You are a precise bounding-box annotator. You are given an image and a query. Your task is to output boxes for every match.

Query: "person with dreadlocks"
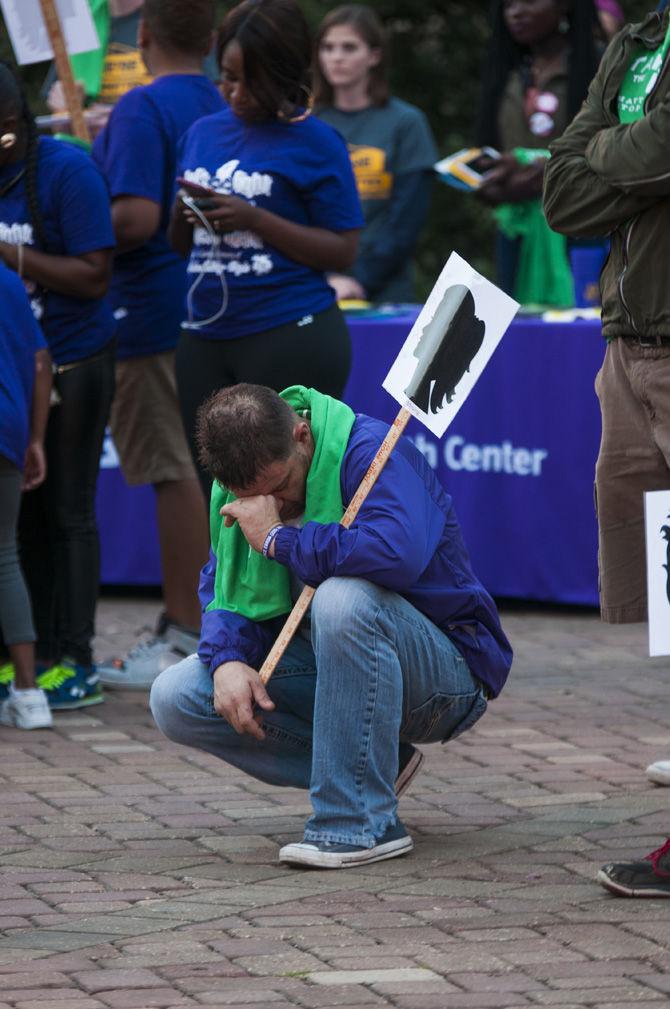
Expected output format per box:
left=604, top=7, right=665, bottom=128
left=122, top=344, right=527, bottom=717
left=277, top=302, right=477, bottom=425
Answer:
left=92, top=0, right=222, bottom=690
left=0, top=64, right=116, bottom=710
left=168, top=0, right=363, bottom=496
left=475, top=0, right=600, bottom=305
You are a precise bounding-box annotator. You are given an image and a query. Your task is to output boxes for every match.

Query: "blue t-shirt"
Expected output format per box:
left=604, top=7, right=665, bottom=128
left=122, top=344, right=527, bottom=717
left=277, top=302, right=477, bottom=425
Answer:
left=93, top=74, right=224, bottom=358
left=176, top=107, right=363, bottom=339
left=0, top=136, right=115, bottom=366
left=0, top=264, right=47, bottom=471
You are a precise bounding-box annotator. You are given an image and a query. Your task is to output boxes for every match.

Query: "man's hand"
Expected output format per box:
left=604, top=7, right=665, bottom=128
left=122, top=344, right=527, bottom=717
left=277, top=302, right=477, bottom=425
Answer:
left=212, top=660, right=275, bottom=739
left=220, top=495, right=282, bottom=553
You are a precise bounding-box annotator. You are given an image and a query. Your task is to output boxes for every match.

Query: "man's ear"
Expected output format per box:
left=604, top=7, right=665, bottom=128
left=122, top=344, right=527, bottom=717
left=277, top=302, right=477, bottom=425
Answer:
left=293, top=419, right=311, bottom=446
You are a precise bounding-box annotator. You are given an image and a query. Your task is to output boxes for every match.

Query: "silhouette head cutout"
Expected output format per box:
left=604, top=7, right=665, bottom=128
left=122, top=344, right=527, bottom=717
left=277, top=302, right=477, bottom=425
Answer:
left=405, top=284, right=486, bottom=414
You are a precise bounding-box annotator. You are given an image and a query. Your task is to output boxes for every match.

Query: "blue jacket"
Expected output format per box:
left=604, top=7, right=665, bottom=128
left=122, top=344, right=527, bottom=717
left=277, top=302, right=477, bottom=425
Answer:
left=199, top=415, right=513, bottom=697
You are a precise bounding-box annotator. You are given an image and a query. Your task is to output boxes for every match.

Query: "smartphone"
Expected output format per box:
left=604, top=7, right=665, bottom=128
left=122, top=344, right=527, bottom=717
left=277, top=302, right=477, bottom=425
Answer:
left=176, top=176, right=217, bottom=197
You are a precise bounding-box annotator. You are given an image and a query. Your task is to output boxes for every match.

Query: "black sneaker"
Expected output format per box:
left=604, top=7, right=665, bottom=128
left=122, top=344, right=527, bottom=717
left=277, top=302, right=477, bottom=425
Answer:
left=597, top=836, right=670, bottom=897
left=279, top=819, right=413, bottom=869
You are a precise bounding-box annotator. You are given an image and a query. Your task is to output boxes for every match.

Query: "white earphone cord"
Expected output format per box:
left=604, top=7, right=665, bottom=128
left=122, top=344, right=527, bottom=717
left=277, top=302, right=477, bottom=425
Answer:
left=181, top=195, right=229, bottom=329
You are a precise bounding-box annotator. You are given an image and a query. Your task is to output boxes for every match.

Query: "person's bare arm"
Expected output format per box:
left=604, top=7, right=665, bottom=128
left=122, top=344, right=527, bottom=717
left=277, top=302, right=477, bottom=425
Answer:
left=0, top=244, right=113, bottom=300
left=112, top=196, right=161, bottom=254
left=197, top=195, right=359, bottom=272
left=23, top=348, right=52, bottom=491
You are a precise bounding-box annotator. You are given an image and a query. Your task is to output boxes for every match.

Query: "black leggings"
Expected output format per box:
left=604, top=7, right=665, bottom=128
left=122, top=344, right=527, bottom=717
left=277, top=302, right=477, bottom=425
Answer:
left=19, top=342, right=115, bottom=667
left=176, top=303, right=351, bottom=493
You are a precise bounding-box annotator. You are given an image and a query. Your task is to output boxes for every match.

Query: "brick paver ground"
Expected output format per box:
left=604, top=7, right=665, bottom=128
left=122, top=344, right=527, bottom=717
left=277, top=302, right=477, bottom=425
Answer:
left=0, top=596, right=668, bottom=1008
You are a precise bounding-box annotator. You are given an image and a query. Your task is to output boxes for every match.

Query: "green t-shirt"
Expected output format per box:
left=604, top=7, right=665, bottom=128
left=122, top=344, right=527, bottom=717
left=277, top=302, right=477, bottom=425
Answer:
left=618, top=21, right=670, bottom=123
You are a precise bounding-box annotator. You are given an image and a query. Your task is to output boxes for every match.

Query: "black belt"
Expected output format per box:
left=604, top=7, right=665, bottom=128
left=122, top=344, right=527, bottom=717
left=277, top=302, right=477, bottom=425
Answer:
left=622, top=335, right=670, bottom=347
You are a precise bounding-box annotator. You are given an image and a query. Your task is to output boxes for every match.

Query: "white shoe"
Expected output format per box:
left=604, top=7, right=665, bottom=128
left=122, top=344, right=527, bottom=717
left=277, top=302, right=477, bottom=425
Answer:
left=98, top=636, right=187, bottom=690
left=279, top=821, right=413, bottom=870
left=646, top=760, right=670, bottom=786
left=0, top=687, right=53, bottom=730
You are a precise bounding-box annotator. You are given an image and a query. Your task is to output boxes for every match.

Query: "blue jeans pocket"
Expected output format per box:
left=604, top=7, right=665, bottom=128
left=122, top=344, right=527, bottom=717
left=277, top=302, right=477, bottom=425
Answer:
left=400, top=688, right=488, bottom=745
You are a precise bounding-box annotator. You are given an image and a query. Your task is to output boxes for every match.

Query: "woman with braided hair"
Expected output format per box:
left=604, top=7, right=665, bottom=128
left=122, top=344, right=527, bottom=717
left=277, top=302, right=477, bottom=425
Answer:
left=0, top=63, right=116, bottom=711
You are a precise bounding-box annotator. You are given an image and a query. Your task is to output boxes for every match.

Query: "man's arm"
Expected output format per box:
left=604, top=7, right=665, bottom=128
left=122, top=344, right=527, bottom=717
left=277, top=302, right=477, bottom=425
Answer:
left=543, top=57, right=656, bottom=237
left=112, top=196, right=161, bottom=254
left=585, top=95, right=670, bottom=196
left=197, top=549, right=279, bottom=738
left=273, top=439, right=447, bottom=592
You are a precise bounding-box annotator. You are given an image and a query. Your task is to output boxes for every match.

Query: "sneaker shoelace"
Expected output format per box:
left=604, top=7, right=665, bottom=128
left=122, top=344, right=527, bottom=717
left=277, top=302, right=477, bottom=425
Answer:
left=37, top=664, right=76, bottom=690
left=644, top=835, right=670, bottom=877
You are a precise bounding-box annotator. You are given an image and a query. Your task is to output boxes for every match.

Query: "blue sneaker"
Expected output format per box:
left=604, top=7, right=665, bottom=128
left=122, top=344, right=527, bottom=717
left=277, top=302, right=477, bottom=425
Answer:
left=37, top=660, right=104, bottom=710
left=0, top=662, right=14, bottom=702
left=279, top=820, right=413, bottom=869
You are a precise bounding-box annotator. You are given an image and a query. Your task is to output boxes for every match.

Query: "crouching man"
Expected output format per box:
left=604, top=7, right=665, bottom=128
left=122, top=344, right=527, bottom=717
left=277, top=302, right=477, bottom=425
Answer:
left=150, top=383, right=512, bottom=869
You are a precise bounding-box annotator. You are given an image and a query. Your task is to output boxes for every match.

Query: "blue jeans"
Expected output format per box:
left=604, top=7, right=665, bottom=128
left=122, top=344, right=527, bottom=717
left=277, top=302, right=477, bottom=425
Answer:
left=150, top=577, right=488, bottom=847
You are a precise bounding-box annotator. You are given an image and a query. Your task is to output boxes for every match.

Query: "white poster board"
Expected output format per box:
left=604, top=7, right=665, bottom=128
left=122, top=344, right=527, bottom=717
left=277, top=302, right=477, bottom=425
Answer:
left=383, top=252, right=519, bottom=438
left=645, top=489, right=670, bottom=657
left=0, top=0, right=99, bottom=66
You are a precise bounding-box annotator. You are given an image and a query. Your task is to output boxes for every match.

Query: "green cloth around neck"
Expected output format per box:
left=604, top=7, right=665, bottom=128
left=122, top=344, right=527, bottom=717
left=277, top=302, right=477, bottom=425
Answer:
left=495, top=147, right=574, bottom=308
left=207, top=386, right=356, bottom=623
left=69, top=0, right=110, bottom=99
left=618, top=18, right=670, bottom=123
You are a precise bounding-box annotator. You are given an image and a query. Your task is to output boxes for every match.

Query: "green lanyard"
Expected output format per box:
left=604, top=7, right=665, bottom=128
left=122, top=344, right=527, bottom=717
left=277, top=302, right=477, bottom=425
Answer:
left=618, top=21, right=670, bottom=123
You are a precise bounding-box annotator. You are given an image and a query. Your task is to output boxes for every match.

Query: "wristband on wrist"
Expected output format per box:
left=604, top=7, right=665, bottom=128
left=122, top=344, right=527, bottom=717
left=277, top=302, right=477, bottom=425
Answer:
left=261, top=523, right=283, bottom=558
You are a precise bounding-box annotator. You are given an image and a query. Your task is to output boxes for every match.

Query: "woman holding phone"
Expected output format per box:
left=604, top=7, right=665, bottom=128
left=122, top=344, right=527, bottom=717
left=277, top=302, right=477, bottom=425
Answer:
left=169, top=0, right=363, bottom=492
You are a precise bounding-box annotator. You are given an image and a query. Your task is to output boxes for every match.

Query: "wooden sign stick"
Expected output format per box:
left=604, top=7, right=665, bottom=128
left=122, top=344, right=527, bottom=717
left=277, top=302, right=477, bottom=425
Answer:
left=259, top=407, right=411, bottom=685
left=38, top=0, right=90, bottom=144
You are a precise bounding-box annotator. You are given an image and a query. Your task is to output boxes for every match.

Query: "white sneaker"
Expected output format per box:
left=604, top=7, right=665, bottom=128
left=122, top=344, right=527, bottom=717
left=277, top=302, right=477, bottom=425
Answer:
left=646, top=760, right=670, bottom=786
left=279, top=821, right=413, bottom=870
left=0, top=687, right=53, bottom=730
left=98, top=636, right=186, bottom=690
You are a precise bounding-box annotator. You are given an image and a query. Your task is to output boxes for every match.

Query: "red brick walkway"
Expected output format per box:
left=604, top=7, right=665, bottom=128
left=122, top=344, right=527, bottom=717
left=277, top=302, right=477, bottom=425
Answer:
left=0, top=599, right=668, bottom=1008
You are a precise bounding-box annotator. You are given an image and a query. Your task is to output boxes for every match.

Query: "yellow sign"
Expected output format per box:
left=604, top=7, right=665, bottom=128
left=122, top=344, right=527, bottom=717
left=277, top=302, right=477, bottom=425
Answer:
left=98, top=43, right=152, bottom=105
left=349, top=145, right=392, bottom=200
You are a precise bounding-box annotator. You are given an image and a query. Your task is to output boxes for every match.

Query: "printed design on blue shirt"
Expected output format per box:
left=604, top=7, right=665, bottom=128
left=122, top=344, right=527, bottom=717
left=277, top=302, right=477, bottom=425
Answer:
left=182, top=161, right=280, bottom=329
left=184, top=161, right=274, bottom=280
left=0, top=219, right=44, bottom=320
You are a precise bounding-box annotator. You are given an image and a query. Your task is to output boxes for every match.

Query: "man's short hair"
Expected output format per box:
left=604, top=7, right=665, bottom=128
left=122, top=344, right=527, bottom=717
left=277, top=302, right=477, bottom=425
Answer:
left=143, top=0, right=215, bottom=57
left=196, top=384, right=297, bottom=489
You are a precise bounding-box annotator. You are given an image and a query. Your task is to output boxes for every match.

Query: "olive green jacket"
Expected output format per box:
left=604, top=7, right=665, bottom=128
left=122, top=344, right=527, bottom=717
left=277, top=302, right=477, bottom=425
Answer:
left=543, top=10, right=670, bottom=339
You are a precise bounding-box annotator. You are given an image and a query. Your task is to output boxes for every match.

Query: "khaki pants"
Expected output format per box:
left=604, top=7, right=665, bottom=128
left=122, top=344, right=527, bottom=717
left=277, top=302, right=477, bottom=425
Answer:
left=595, top=338, right=670, bottom=623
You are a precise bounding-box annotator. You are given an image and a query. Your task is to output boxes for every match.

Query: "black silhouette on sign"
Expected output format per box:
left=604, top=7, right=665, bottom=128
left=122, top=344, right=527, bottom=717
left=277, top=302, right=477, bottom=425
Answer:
left=662, top=513, right=670, bottom=606
left=405, top=284, right=486, bottom=415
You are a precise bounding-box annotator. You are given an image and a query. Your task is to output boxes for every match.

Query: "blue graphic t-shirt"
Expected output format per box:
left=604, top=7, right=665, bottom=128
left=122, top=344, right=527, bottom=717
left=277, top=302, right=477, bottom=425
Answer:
left=176, top=107, right=363, bottom=339
left=0, top=264, right=47, bottom=471
left=93, top=74, right=224, bottom=358
left=0, top=136, right=115, bottom=366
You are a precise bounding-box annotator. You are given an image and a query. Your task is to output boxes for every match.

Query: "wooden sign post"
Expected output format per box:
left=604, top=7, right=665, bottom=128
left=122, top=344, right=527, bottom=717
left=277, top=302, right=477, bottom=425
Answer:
left=258, top=253, right=520, bottom=685
left=37, top=0, right=89, bottom=144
